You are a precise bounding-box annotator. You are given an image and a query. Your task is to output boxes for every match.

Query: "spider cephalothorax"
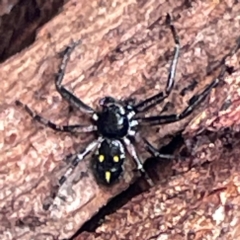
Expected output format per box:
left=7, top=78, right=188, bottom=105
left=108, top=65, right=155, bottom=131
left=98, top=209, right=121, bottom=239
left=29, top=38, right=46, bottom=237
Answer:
left=94, top=96, right=136, bottom=139
left=16, top=15, right=222, bottom=186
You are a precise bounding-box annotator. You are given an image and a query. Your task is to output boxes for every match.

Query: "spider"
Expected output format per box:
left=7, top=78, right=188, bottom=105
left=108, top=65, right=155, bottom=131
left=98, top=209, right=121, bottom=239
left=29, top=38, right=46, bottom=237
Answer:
left=16, top=15, right=220, bottom=186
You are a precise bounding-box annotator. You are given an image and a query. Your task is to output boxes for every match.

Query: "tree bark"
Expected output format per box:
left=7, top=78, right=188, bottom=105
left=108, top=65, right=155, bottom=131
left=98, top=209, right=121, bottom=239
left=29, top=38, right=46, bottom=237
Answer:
left=0, top=0, right=240, bottom=239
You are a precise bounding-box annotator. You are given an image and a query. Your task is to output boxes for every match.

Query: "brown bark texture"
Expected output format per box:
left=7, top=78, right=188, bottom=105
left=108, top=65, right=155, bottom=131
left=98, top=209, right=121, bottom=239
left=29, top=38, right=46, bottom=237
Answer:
left=0, top=0, right=240, bottom=239
left=0, top=0, right=64, bottom=62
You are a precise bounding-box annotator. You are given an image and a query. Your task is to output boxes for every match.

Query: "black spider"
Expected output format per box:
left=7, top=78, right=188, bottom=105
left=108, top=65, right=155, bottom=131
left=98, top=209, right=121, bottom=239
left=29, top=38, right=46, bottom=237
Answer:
left=16, top=16, right=220, bottom=186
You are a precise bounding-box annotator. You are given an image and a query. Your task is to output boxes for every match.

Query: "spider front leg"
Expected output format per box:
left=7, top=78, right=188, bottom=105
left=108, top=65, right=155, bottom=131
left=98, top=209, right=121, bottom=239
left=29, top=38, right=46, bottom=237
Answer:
left=56, top=40, right=95, bottom=114
left=134, top=14, right=180, bottom=113
left=16, top=100, right=97, bottom=133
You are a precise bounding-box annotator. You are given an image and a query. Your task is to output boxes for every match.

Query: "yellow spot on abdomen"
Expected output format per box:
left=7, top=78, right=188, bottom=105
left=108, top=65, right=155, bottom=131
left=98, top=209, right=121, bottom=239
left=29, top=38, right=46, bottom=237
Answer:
left=105, top=171, right=111, bottom=183
left=113, top=155, right=119, bottom=162
left=98, top=154, right=105, bottom=162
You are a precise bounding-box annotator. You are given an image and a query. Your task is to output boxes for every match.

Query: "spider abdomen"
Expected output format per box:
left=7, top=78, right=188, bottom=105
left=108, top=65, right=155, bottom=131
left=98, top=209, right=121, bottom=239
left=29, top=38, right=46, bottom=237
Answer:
left=93, top=139, right=125, bottom=184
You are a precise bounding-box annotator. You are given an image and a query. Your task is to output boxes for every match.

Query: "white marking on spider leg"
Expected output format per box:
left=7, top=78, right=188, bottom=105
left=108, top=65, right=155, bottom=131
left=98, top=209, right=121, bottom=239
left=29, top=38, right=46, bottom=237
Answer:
left=128, top=130, right=136, bottom=136
left=128, top=120, right=138, bottom=136
left=119, top=105, right=126, bottom=115
left=145, top=174, right=154, bottom=187
left=61, top=137, right=103, bottom=183
left=119, top=141, right=125, bottom=155
left=130, top=120, right=138, bottom=127
left=81, top=125, right=98, bottom=132
left=92, top=113, right=98, bottom=121
left=61, top=168, right=75, bottom=182
left=77, top=137, right=103, bottom=161
left=127, top=117, right=138, bottom=137
left=167, top=43, right=180, bottom=93
left=127, top=111, right=136, bottom=120
left=123, top=137, right=144, bottom=171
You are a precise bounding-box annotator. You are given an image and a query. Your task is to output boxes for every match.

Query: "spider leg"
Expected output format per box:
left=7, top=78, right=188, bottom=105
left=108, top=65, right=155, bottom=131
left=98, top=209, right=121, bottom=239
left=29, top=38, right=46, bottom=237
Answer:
left=59, top=137, right=103, bottom=185
left=134, top=14, right=180, bottom=113
left=123, top=138, right=144, bottom=170
left=16, top=100, right=97, bottom=133
left=56, top=40, right=95, bottom=114
left=136, top=73, right=220, bottom=126
left=142, top=137, right=174, bottom=159
left=123, top=137, right=154, bottom=186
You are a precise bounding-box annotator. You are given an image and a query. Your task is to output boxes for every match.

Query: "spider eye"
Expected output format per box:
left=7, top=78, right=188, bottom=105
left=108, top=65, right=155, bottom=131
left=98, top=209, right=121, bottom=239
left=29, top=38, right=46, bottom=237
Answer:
left=98, top=154, right=105, bottom=162
left=105, top=171, right=111, bottom=183
left=113, top=155, right=119, bottom=162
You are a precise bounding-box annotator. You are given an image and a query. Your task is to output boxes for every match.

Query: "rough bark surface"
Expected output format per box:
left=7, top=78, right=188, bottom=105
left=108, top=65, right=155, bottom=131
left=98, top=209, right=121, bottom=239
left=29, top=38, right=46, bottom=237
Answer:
left=0, top=0, right=240, bottom=240
left=0, top=0, right=64, bottom=62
